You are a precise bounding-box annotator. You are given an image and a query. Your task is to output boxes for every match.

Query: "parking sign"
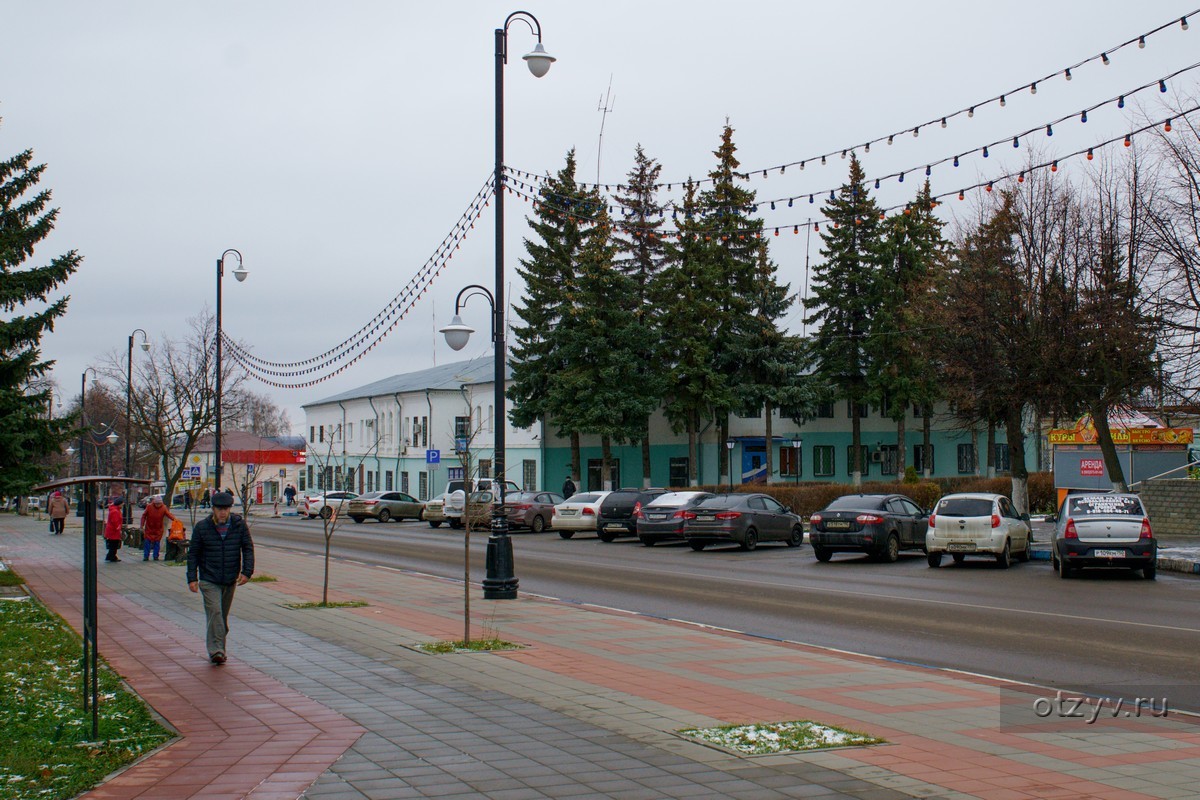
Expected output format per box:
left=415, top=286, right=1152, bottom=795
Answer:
left=426, top=449, right=440, bottom=465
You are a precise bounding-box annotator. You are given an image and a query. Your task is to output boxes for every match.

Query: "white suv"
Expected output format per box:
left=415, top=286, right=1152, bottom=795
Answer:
left=443, top=479, right=520, bottom=529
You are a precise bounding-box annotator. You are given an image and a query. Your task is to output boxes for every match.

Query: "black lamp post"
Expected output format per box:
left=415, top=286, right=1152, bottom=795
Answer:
left=437, top=12, right=553, bottom=601
left=725, top=439, right=735, bottom=494
left=124, top=329, right=149, bottom=521
left=215, top=249, right=247, bottom=492
left=791, top=437, right=802, bottom=486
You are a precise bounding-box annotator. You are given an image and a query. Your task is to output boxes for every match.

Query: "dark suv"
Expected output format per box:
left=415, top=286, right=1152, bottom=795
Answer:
left=596, top=488, right=668, bottom=542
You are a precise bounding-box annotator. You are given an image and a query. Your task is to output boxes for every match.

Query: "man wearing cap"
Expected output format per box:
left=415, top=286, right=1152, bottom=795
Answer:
left=187, top=491, right=254, bottom=665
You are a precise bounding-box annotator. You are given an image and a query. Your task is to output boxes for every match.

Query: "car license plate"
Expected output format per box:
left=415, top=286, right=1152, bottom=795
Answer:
left=824, top=521, right=851, bottom=530
left=696, top=515, right=714, bottom=522
left=561, top=510, right=576, bottom=516
left=947, top=542, right=976, bottom=552
left=1094, top=549, right=1125, bottom=558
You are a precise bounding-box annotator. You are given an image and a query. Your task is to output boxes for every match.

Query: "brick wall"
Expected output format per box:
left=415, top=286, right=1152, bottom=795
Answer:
left=1138, top=479, right=1200, bottom=537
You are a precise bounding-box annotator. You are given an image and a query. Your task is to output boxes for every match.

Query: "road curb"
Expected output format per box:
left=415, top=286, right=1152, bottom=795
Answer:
left=1031, top=544, right=1200, bottom=574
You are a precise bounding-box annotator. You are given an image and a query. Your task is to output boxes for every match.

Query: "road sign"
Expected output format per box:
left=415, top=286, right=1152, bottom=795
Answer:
left=426, top=449, right=440, bottom=464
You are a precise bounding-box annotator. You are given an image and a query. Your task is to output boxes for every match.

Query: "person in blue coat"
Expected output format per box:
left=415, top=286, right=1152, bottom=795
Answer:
left=186, top=491, right=254, bottom=664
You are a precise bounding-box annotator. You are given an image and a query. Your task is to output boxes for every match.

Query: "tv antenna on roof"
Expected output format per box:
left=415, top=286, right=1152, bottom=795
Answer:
left=596, top=75, right=615, bottom=186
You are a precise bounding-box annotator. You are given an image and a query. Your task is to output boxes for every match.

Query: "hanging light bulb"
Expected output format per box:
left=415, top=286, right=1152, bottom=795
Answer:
left=821, top=155, right=827, bottom=165
left=986, top=182, right=993, bottom=192
left=800, top=161, right=806, bottom=170
left=887, top=135, right=894, bottom=145
left=879, top=211, right=885, bottom=219
left=958, top=191, right=965, bottom=200
left=780, top=165, right=786, bottom=175
left=874, top=178, right=880, bottom=189
left=968, top=106, right=975, bottom=118
left=774, top=228, right=779, bottom=236
left=1018, top=172, right=1025, bottom=183
left=941, top=117, right=947, bottom=128
left=763, top=170, right=768, bottom=178
left=788, top=198, right=794, bottom=207
left=1102, top=52, right=1110, bottom=65
left=925, top=165, right=931, bottom=176
left=999, top=95, right=1006, bottom=107
left=829, top=190, right=835, bottom=200
left=1081, top=109, right=1088, bottom=123
left=809, top=194, right=814, bottom=204
left=1182, top=16, right=1189, bottom=30
left=1065, top=67, right=1073, bottom=80
left=1051, top=160, right=1059, bottom=172
left=898, top=172, right=905, bottom=183
left=864, top=142, right=871, bottom=153
left=1014, top=136, right=1020, bottom=147
left=953, top=155, right=960, bottom=167
left=793, top=225, right=799, bottom=234
left=1030, top=82, right=1038, bottom=94
left=1124, top=134, right=1132, bottom=147
left=770, top=201, right=776, bottom=210
left=982, top=146, right=989, bottom=158
left=1165, top=119, right=1173, bottom=132
left=1138, top=35, right=1146, bottom=48
left=841, top=149, right=848, bottom=159
left=1046, top=124, right=1053, bottom=137
left=814, top=222, right=820, bottom=230
left=1118, top=95, right=1125, bottom=109
left=1160, top=80, right=1168, bottom=93
left=913, top=127, right=919, bottom=138
left=1086, top=148, right=1094, bottom=160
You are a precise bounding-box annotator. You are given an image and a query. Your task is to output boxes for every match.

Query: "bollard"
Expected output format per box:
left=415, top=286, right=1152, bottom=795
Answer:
left=273, top=500, right=280, bottom=517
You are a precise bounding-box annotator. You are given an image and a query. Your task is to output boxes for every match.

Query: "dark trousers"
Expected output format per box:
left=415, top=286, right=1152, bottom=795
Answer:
left=51, top=518, right=65, bottom=535
left=104, top=539, right=121, bottom=561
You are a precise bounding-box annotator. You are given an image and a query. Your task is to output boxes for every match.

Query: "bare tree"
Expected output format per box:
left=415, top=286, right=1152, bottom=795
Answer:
left=224, top=390, right=291, bottom=437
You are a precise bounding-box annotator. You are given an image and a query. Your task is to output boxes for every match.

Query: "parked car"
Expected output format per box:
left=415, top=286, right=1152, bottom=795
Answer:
left=301, top=490, right=359, bottom=520
left=424, top=492, right=448, bottom=528
left=596, top=488, right=669, bottom=542
left=502, top=491, right=565, bottom=532
left=926, top=493, right=1031, bottom=568
left=347, top=491, right=425, bottom=524
left=683, top=493, right=804, bottom=551
left=444, top=478, right=521, bottom=529
left=1052, top=493, right=1157, bottom=579
left=809, top=494, right=929, bottom=562
left=634, top=491, right=716, bottom=546
left=462, top=491, right=496, bottom=530
left=552, top=492, right=612, bottom=538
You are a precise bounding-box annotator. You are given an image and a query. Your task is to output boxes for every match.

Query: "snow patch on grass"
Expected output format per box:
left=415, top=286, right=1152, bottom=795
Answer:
left=680, top=720, right=883, bottom=754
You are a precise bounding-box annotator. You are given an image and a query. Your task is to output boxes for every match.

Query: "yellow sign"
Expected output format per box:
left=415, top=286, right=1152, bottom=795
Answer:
left=1048, top=427, right=1193, bottom=445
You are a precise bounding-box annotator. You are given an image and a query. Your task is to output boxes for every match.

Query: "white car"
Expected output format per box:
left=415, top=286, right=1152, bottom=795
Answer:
left=552, top=491, right=612, bottom=538
left=926, top=492, right=1031, bottom=569
left=443, top=479, right=520, bottom=529
left=301, top=490, right=359, bottom=520
left=424, top=492, right=448, bottom=528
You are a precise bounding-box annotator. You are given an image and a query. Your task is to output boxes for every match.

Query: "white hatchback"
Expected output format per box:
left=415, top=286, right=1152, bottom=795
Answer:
left=926, top=492, right=1031, bottom=569
left=552, top=491, right=612, bottom=538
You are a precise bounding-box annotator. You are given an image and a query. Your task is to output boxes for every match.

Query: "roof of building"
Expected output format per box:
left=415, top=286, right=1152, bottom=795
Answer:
left=302, top=357, right=512, bottom=409
left=189, top=431, right=300, bottom=453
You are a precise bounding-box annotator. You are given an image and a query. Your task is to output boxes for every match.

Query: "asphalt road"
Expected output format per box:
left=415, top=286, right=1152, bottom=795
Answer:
left=248, top=514, right=1200, bottom=712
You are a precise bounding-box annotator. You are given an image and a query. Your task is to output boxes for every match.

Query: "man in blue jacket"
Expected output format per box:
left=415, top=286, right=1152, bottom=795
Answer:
left=187, top=491, right=254, bottom=664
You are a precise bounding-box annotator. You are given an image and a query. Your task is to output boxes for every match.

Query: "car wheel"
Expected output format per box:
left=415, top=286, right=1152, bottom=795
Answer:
left=428, top=520, right=442, bottom=529
left=786, top=527, right=803, bottom=548
left=319, top=507, right=332, bottom=520
left=378, top=509, right=391, bottom=523
left=1058, top=557, right=1071, bottom=579
left=883, top=533, right=900, bottom=563
left=995, top=539, right=1012, bottom=569
left=951, top=553, right=966, bottom=564
left=640, top=536, right=655, bottom=547
left=531, top=515, right=546, bottom=533
left=1016, top=538, right=1031, bottom=562
left=559, top=531, right=575, bottom=539
left=417, top=509, right=425, bottom=522
left=351, top=516, right=365, bottom=524
left=689, top=540, right=706, bottom=552
left=813, top=545, right=832, bottom=563
left=597, top=530, right=616, bottom=543
left=741, top=529, right=758, bottom=551
left=927, top=552, right=942, bottom=568
left=1143, top=562, right=1157, bottom=580
left=449, top=519, right=463, bottom=530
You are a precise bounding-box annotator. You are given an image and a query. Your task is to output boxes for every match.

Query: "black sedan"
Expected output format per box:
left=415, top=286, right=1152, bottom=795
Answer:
left=683, top=493, right=804, bottom=551
left=808, top=494, right=928, bottom=563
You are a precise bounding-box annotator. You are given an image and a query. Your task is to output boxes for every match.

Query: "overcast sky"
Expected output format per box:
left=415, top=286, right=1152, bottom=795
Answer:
left=3, top=1, right=1197, bottom=432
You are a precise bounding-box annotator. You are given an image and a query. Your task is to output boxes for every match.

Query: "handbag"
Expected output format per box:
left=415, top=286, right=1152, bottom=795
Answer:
left=168, top=520, right=186, bottom=541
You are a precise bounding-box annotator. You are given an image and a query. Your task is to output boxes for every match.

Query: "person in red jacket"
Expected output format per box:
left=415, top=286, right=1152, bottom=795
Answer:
left=140, top=495, right=177, bottom=561
left=103, top=495, right=124, bottom=562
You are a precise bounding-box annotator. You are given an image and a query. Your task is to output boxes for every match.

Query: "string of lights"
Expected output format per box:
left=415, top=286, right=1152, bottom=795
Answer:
left=508, top=61, right=1200, bottom=218
left=506, top=10, right=1195, bottom=193
left=502, top=106, right=1196, bottom=238
left=225, top=177, right=493, bottom=374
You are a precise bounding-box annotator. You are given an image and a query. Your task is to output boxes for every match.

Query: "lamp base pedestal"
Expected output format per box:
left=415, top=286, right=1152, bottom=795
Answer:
left=482, top=514, right=518, bottom=600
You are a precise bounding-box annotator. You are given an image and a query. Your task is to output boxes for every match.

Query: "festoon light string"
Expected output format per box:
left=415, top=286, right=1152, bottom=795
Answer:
left=222, top=177, right=494, bottom=389
left=505, top=9, right=1194, bottom=193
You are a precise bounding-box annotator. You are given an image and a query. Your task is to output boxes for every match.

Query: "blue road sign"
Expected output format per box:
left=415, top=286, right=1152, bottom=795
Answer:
left=426, top=449, right=440, bottom=464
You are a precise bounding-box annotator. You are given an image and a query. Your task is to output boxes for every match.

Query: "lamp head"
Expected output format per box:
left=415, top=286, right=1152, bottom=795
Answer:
left=523, top=42, right=555, bottom=78
left=439, top=315, right=475, bottom=352
left=106, top=431, right=119, bottom=445
left=140, top=340, right=150, bottom=352
left=233, top=265, right=249, bottom=282
left=66, top=446, right=76, bottom=456
left=725, top=439, right=735, bottom=450
left=792, top=438, right=802, bottom=449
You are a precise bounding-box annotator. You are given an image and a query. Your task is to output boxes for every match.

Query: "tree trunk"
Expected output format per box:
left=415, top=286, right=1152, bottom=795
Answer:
left=1006, top=405, right=1029, bottom=514
left=986, top=422, right=996, bottom=479
left=719, top=415, right=730, bottom=489
left=641, top=417, right=652, bottom=489
left=922, top=409, right=932, bottom=479
left=687, top=412, right=699, bottom=487
left=851, top=403, right=862, bottom=487
left=896, top=413, right=907, bottom=481
left=569, top=431, right=580, bottom=489
left=322, top=530, right=332, bottom=606
left=1090, top=405, right=1129, bottom=492
left=763, top=401, right=774, bottom=484
left=601, top=436, right=613, bottom=491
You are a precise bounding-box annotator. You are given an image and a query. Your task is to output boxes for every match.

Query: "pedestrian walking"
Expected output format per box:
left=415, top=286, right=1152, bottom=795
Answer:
left=47, top=491, right=70, bottom=535
left=140, top=495, right=177, bottom=561
left=562, top=475, right=577, bottom=499
left=283, top=484, right=296, bottom=506
left=186, top=491, right=254, bottom=665
left=103, top=495, right=124, bottom=562
left=201, top=487, right=212, bottom=509
left=184, top=490, right=192, bottom=510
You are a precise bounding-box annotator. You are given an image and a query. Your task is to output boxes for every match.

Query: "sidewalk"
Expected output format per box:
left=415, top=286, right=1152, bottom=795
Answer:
left=3, top=513, right=1200, bottom=800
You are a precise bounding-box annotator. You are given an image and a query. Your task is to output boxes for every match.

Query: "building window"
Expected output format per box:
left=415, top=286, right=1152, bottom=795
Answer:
left=994, top=443, right=1011, bottom=472
left=880, top=396, right=892, bottom=418
left=418, top=471, right=427, bottom=501
left=401, top=471, right=409, bottom=493
left=479, top=459, right=492, bottom=479
left=669, top=457, right=689, bottom=487
left=319, top=425, right=325, bottom=444
left=522, top=459, right=537, bottom=491
left=847, top=445, right=870, bottom=475
left=421, top=416, right=428, bottom=447
left=475, top=406, right=482, bottom=433
left=455, top=416, right=471, bottom=439
left=347, top=423, right=353, bottom=443
left=385, top=470, right=393, bottom=491
left=307, top=465, right=314, bottom=487
left=813, top=446, right=835, bottom=477
left=736, top=404, right=762, bottom=419
left=781, top=445, right=802, bottom=477
left=309, top=426, right=315, bottom=443
left=345, top=467, right=355, bottom=491
left=912, top=444, right=934, bottom=473
left=488, top=404, right=494, bottom=433
left=816, top=401, right=834, bottom=418
left=367, top=472, right=374, bottom=492
left=957, top=444, right=977, bottom=474
left=846, top=400, right=869, bottom=419
left=879, top=444, right=898, bottom=475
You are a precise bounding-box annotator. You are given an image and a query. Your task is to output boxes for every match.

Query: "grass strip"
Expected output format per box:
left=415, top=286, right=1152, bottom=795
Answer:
left=0, top=597, right=173, bottom=800
left=680, top=720, right=883, bottom=754
left=283, top=601, right=368, bottom=609
left=419, top=638, right=523, bottom=654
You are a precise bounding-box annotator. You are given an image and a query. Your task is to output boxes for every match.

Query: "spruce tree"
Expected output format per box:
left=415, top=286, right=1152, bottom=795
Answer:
left=0, top=142, right=81, bottom=495
left=804, top=154, right=885, bottom=486
left=612, top=146, right=669, bottom=487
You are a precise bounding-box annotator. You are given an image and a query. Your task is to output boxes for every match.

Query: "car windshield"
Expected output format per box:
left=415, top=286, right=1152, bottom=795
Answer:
left=569, top=493, right=602, bottom=504
left=694, top=496, right=739, bottom=510
left=647, top=492, right=702, bottom=507
left=937, top=498, right=994, bottom=517
left=826, top=495, right=885, bottom=510
left=1068, top=495, right=1144, bottom=517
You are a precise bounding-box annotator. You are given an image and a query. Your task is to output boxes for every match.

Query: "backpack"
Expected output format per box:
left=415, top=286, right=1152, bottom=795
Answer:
left=168, top=519, right=186, bottom=541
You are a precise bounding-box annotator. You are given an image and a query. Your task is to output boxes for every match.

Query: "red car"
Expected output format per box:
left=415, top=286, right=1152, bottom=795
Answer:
left=502, top=491, right=565, bottom=532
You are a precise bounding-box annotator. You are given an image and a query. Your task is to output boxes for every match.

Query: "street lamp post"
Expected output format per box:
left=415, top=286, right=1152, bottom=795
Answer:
left=125, top=329, right=149, bottom=521
left=438, top=12, right=553, bottom=601
left=791, top=437, right=802, bottom=486
left=725, top=439, right=735, bottom=494
left=215, top=249, right=247, bottom=492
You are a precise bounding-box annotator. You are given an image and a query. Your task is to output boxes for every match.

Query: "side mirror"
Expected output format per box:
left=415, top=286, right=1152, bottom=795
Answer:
left=1020, top=513, right=1031, bottom=523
